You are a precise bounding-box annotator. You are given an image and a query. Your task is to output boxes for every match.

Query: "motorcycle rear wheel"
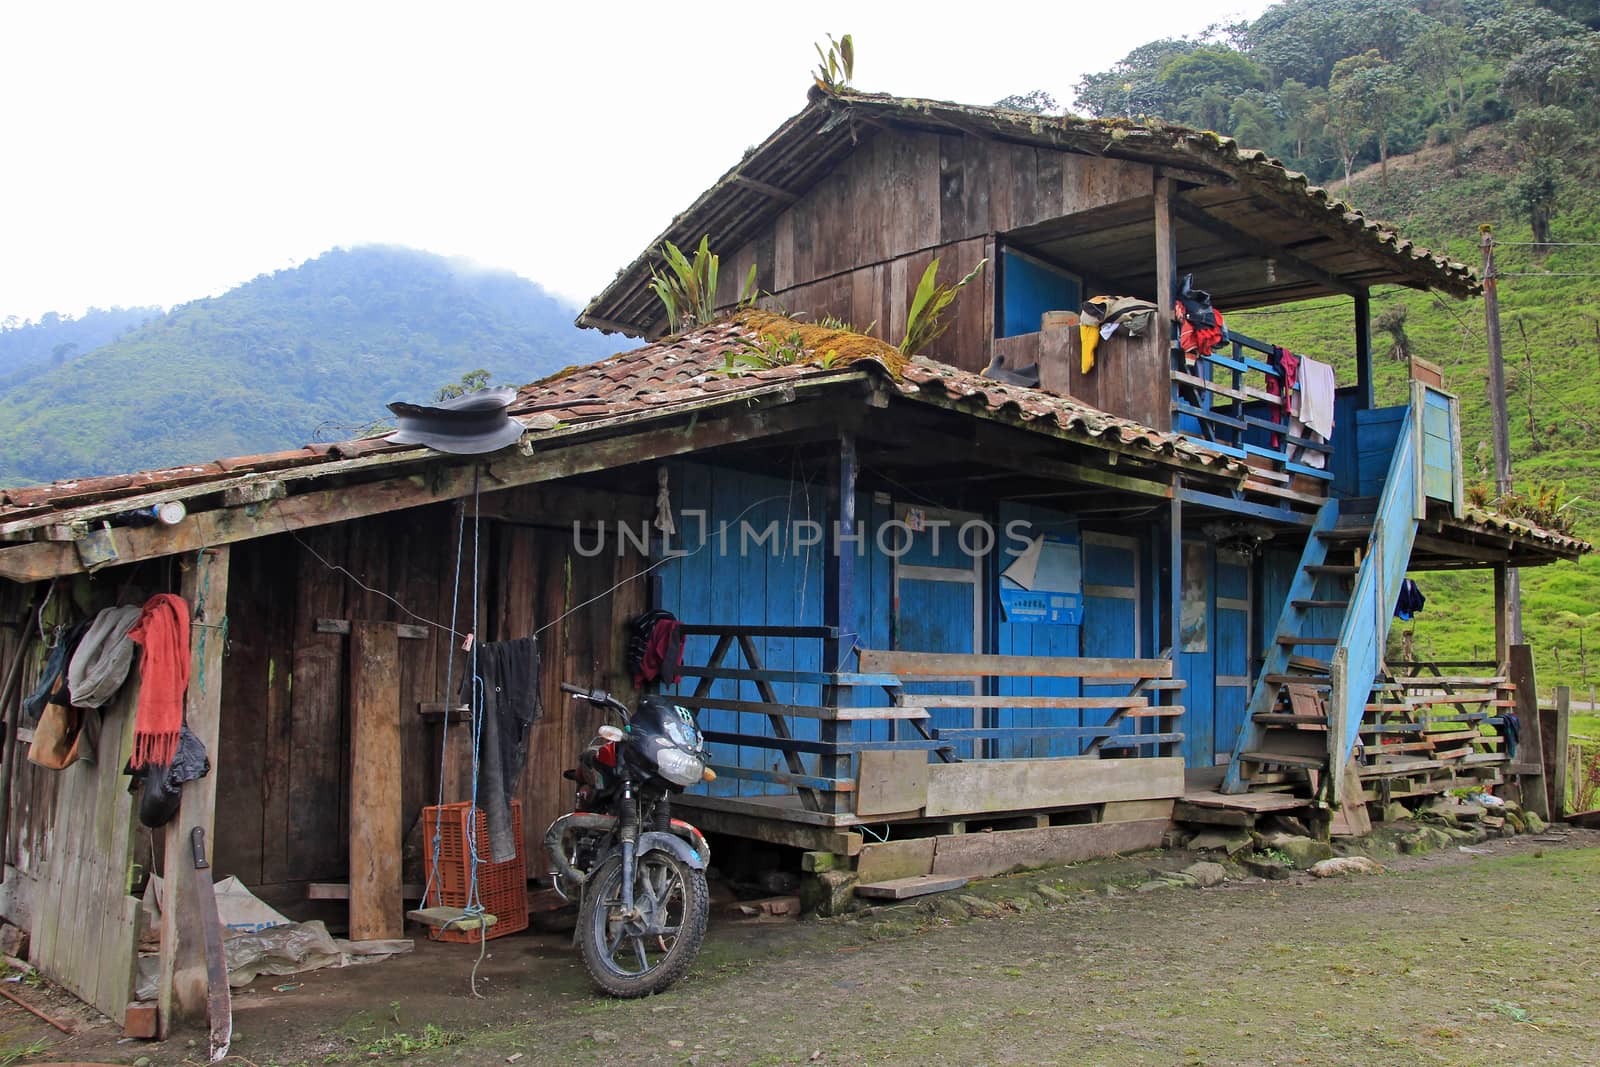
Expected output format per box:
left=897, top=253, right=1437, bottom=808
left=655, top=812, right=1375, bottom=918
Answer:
left=577, top=849, right=708, bottom=997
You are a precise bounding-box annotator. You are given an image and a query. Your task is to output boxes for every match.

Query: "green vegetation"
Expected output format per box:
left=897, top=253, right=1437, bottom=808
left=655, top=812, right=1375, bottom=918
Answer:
left=1079, top=1, right=1600, bottom=695
left=647, top=236, right=757, bottom=333
left=900, top=257, right=987, bottom=357
left=813, top=32, right=854, bottom=91
left=0, top=246, right=619, bottom=485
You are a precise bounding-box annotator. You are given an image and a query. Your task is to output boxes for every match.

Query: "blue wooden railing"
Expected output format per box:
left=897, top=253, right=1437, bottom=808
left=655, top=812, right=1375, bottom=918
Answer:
left=1171, top=330, right=1334, bottom=486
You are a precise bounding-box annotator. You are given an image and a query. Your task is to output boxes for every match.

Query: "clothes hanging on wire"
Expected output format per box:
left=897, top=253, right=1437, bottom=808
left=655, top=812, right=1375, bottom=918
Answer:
left=1394, top=578, right=1426, bottom=621
left=1296, top=355, right=1337, bottom=440
left=461, top=636, right=542, bottom=863
left=629, top=610, right=685, bottom=688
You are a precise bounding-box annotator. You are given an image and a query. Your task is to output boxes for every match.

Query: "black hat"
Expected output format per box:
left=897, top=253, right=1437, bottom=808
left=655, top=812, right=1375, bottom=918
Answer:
left=385, top=387, right=524, bottom=455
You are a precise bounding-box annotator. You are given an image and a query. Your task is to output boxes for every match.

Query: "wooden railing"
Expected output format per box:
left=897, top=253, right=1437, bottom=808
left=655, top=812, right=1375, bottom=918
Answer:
left=1170, top=329, right=1333, bottom=490
left=669, top=627, right=1185, bottom=819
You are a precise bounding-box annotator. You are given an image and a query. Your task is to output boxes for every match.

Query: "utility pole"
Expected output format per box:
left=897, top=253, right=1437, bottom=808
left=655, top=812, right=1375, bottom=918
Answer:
left=1482, top=225, right=1523, bottom=645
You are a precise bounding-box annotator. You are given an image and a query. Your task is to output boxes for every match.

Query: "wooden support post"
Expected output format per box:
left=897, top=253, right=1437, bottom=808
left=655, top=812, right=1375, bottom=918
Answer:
left=1152, top=176, right=1177, bottom=434
left=1494, top=566, right=1510, bottom=666
left=1544, top=685, right=1571, bottom=820
left=350, top=622, right=403, bottom=940
left=1506, top=644, right=1548, bottom=820
left=1354, top=288, right=1374, bottom=411
left=158, top=546, right=230, bottom=1036
left=821, top=433, right=858, bottom=816
left=1168, top=477, right=1182, bottom=657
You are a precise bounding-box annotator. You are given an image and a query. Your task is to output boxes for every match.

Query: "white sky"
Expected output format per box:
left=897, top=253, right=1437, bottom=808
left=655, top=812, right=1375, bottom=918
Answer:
left=0, top=0, right=1271, bottom=323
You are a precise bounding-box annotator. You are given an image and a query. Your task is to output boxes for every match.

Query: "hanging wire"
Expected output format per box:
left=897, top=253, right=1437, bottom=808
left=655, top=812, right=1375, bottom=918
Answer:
left=1496, top=241, right=1600, bottom=247
left=421, top=496, right=469, bottom=913
left=464, top=468, right=490, bottom=996
left=1498, top=272, right=1600, bottom=278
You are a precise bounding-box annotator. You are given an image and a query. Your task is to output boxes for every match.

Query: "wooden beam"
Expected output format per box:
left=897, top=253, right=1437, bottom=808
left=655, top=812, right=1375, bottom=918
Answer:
left=158, top=546, right=229, bottom=1036
left=731, top=173, right=800, bottom=204
left=821, top=432, right=857, bottom=816
left=857, top=650, right=1172, bottom=679
left=349, top=622, right=403, bottom=941
left=1354, top=288, right=1374, bottom=409
left=1171, top=196, right=1360, bottom=298
left=1506, top=644, right=1548, bottom=820
left=922, top=756, right=1184, bottom=818
left=1543, top=685, right=1570, bottom=820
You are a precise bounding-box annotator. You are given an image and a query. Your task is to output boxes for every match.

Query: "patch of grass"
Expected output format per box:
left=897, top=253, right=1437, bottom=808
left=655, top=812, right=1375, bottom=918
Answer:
left=0, top=1039, right=48, bottom=1067
left=325, top=1022, right=463, bottom=1062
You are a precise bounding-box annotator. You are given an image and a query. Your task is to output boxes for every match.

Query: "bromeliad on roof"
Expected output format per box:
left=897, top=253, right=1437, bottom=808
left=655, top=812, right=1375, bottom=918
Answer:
left=580, top=86, right=1479, bottom=338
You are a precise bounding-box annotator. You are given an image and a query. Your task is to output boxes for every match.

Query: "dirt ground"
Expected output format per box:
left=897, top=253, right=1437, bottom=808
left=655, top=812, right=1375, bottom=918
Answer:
left=4, top=828, right=1598, bottom=1067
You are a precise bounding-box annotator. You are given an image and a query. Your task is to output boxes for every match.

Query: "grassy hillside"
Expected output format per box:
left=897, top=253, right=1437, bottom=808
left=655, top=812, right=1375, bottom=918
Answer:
left=0, top=247, right=620, bottom=485
left=1229, top=123, right=1600, bottom=696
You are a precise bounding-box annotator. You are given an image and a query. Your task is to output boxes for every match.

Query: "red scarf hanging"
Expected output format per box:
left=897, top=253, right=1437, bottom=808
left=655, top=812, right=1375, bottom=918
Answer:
left=127, top=593, right=191, bottom=769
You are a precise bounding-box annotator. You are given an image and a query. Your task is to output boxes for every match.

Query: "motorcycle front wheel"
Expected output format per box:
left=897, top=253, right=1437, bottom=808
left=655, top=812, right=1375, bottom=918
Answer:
left=577, top=849, right=709, bottom=997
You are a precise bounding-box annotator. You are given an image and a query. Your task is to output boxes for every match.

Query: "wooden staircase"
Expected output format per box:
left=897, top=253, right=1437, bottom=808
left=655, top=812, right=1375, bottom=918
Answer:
left=1221, top=393, right=1434, bottom=802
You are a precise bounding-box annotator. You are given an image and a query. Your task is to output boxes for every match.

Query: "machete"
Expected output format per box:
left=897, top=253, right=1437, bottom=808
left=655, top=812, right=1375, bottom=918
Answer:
left=190, top=826, right=232, bottom=1063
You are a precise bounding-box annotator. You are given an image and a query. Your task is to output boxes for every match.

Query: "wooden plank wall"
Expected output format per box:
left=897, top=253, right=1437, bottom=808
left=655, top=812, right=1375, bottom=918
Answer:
left=214, top=491, right=645, bottom=909
left=720, top=129, right=1152, bottom=376
left=29, top=673, right=141, bottom=1021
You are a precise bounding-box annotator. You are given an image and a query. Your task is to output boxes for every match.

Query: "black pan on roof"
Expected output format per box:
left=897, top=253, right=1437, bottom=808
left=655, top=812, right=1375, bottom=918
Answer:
left=385, top=387, right=524, bottom=455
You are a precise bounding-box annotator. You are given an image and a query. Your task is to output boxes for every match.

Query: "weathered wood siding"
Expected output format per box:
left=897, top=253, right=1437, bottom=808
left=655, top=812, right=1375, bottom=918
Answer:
left=718, top=129, right=1153, bottom=376
left=214, top=491, right=644, bottom=907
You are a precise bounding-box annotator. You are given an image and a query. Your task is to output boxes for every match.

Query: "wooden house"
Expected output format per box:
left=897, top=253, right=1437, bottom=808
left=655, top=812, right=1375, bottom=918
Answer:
left=0, top=86, right=1587, bottom=1028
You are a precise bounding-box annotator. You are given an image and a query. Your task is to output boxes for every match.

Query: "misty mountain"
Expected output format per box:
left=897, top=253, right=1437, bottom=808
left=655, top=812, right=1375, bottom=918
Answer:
left=0, top=246, right=624, bottom=485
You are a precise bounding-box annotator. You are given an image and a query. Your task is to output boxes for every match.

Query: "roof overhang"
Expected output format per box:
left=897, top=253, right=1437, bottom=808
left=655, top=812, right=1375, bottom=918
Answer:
left=581, top=87, right=1480, bottom=337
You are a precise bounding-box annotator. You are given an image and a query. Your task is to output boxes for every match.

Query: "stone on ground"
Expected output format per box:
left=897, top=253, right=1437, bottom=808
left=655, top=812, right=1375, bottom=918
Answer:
left=1259, top=832, right=1336, bottom=869
left=1182, top=861, right=1227, bottom=887
left=1309, top=856, right=1383, bottom=878
left=1187, top=829, right=1253, bottom=856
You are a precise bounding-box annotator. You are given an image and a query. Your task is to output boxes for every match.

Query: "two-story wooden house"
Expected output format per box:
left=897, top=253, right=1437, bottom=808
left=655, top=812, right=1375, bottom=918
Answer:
left=0, top=85, right=1586, bottom=1022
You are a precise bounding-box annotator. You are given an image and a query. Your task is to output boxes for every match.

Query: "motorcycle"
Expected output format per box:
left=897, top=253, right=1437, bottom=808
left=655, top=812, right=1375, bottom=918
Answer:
left=544, top=682, right=714, bottom=997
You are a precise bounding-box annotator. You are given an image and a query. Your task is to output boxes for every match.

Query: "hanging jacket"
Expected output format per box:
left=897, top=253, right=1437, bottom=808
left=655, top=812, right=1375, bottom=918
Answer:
left=1394, top=579, right=1426, bottom=622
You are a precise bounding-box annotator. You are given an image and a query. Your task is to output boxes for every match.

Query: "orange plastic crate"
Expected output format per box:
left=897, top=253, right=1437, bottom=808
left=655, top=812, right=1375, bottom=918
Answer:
left=421, top=801, right=528, bottom=942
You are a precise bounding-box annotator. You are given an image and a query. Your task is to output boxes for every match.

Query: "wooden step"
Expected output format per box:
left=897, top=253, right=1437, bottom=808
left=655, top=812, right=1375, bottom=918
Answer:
left=1396, top=675, right=1507, bottom=687
left=1291, top=599, right=1349, bottom=610
left=1316, top=529, right=1369, bottom=542
left=1276, top=635, right=1338, bottom=646
left=856, top=874, right=970, bottom=900
left=1288, top=655, right=1332, bottom=671
left=1240, top=750, right=1326, bottom=769
left=1305, top=564, right=1358, bottom=576
left=1264, top=674, right=1329, bottom=687
left=1253, top=713, right=1327, bottom=726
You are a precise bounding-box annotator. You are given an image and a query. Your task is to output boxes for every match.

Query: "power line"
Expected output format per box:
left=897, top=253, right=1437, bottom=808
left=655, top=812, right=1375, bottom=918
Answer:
left=1499, top=272, right=1600, bottom=278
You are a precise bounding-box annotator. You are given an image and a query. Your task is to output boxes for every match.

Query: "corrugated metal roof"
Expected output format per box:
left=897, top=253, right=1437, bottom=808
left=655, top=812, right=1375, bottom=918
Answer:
left=580, top=86, right=1480, bottom=337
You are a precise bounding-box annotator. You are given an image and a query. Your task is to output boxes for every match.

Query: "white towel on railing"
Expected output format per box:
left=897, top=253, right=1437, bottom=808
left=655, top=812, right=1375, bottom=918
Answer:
left=1297, top=356, right=1337, bottom=439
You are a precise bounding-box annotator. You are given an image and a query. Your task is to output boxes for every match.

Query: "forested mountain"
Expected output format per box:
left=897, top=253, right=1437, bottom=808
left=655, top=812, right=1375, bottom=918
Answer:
left=0, top=306, right=160, bottom=388
left=1067, top=0, right=1600, bottom=690
left=1070, top=0, right=1599, bottom=243
left=0, top=247, right=621, bottom=485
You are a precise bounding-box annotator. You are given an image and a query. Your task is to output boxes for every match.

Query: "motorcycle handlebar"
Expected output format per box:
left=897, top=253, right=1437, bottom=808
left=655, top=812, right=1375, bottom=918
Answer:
left=561, top=682, right=630, bottom=719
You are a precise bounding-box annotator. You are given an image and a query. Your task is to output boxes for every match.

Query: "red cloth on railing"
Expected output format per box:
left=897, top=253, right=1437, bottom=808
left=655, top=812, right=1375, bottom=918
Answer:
left=1175, top=303, right=1225, bottom=362
left=1265, top=346, right=1301, bottom=447
left=127, top=593, right=191, bottom=769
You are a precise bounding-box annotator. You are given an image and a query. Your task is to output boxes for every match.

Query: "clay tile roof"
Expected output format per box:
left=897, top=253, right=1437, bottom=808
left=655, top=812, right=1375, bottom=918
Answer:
left=510, top=312, right=1240, bottom=476
left=1459, top=506, right=1591, bottom=557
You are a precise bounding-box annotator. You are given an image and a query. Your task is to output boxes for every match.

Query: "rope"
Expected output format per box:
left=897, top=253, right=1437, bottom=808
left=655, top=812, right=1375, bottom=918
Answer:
left=421, top=495, right=469, bottom=912
left=464, top=469, right=489, bottom=995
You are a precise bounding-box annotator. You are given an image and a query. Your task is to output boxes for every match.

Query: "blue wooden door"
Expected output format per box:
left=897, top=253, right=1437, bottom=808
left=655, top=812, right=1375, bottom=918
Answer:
left=1213, top=550, right=1252, bottom=765
left=1081, top=533, right=1141, bottom=749
left=893, top=507, right=983, bottom=760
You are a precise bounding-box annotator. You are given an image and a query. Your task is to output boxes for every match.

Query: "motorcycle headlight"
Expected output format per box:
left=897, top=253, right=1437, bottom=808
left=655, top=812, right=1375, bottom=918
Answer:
left=654, top=745, right=705, bottom=787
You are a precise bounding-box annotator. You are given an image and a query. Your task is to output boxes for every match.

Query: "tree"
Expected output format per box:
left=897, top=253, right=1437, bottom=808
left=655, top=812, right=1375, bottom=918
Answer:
left=1319, top=92, right=1368, bottom=193
left=1375, top=304, right=1411, bottom=362
left=1404, top=23, right=1470, bottom=117
left=1276, top=79, right=1323, bottom=159
left=436, top=368, right=492, bottom=401
left=994, top=89, right=1059, bottom=114
left=1073, top=37, right=1198, bottom=117
left=1331, top=51, right=1409, bottom=186
left=1512, top=156, right=1564, bottom=246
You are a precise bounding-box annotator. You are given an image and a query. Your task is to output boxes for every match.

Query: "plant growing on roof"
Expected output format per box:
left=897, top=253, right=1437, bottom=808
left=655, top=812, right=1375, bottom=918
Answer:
left=899, top=258, right=987, bottom=358
left=647, top=236, right=758, bottom=333
left=814, top=33, right=854, bottom=90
